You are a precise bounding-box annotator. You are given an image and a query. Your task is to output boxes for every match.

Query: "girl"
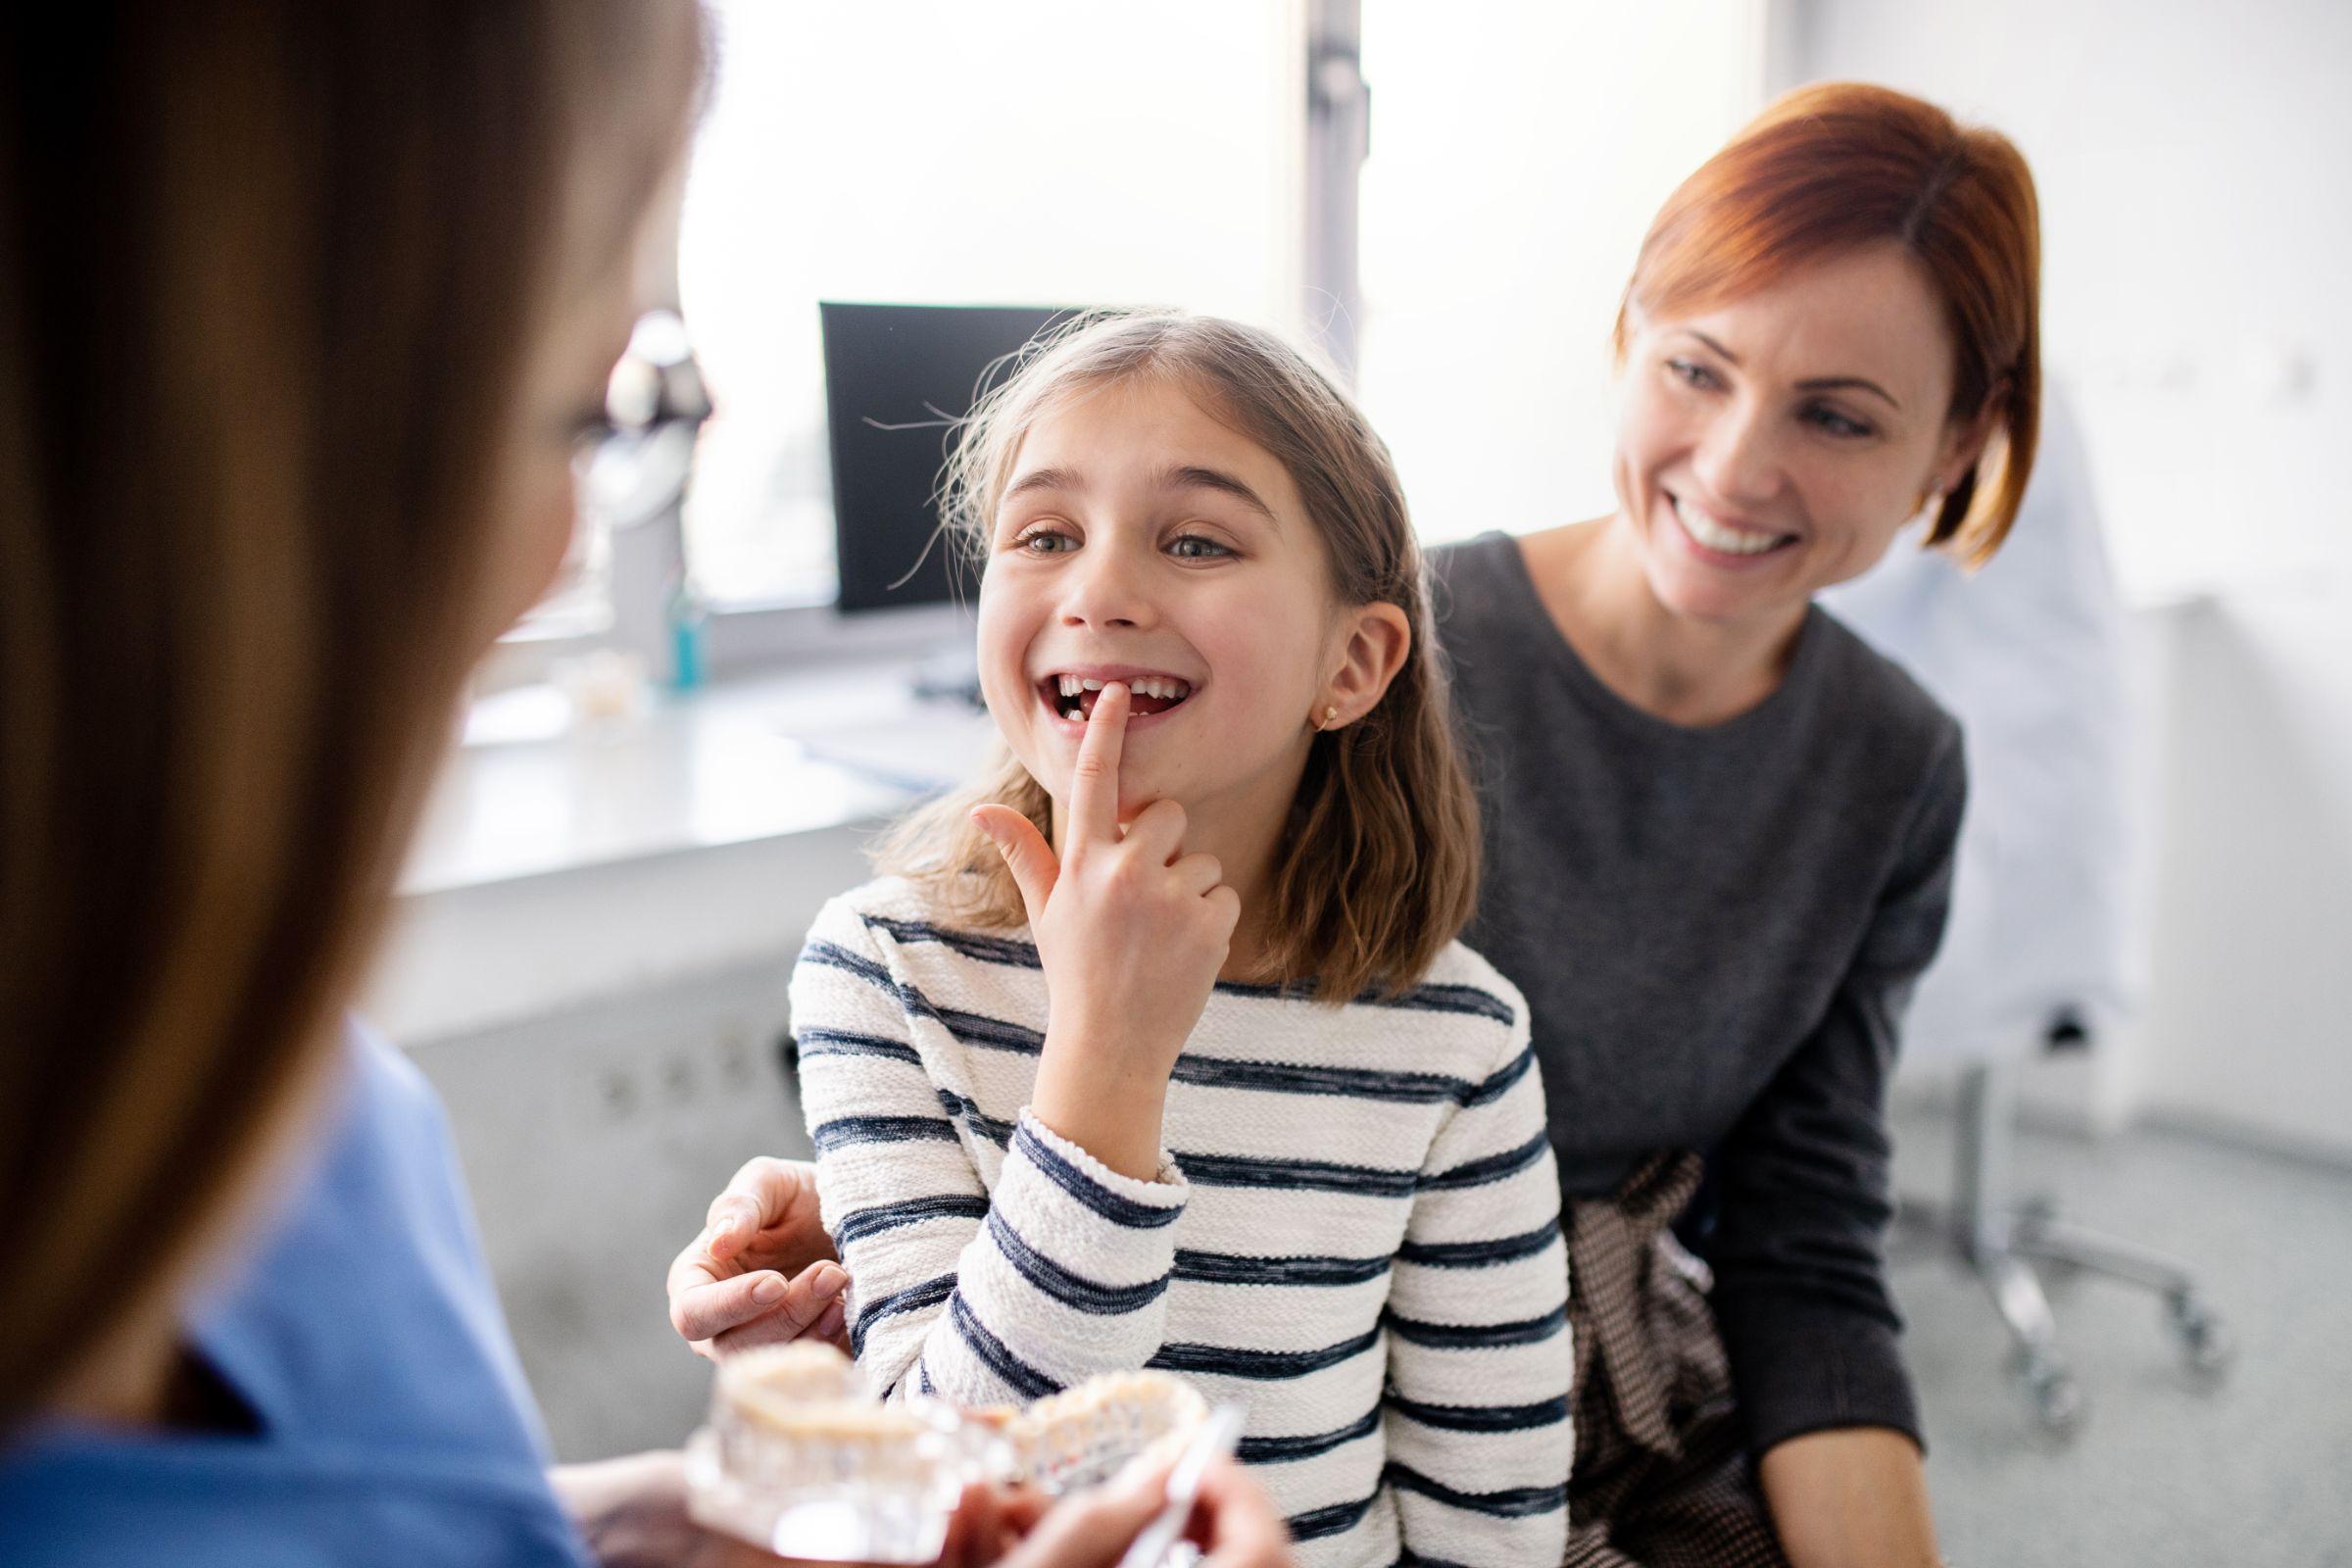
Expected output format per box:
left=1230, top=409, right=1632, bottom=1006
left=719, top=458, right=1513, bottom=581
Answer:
left=788, top=313, right=1573, bottom=1565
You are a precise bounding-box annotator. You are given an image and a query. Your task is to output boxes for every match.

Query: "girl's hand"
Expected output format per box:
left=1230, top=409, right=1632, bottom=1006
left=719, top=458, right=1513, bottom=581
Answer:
left=665, top=1156, right=849, bottom=1360
left=971, top=683, right=1238, bottom=1180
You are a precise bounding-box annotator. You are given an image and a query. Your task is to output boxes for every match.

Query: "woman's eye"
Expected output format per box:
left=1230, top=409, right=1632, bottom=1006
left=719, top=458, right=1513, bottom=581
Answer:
left=1804, top=404, right=1874, bottom=439
left=1013, top=527, right=1076, bottom=554
left=1665, top=358, right=1717, bottom=390
left=1168, top=534, right=1234, bottom=560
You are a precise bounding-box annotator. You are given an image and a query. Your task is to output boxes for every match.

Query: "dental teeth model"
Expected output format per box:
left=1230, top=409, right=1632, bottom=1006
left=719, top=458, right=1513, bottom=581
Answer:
left=686, top=1344, right=1209, bottom=1562
left=686, top=1344, right=972, bottom=1563
left=1002, top=1370, right=1209, bottom=1494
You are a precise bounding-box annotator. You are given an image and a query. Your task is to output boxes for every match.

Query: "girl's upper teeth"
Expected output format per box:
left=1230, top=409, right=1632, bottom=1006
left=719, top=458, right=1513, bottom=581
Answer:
left=1674, top=497, right=1786, bottom=556
left=1054, top=673, right=1191, bottom=701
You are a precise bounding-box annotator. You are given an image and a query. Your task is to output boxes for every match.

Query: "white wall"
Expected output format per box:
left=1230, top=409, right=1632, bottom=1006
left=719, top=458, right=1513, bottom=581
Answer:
left=1353, top=0, right=1772, bottom=542
left=1792, top=0, right=2352, bottom=1157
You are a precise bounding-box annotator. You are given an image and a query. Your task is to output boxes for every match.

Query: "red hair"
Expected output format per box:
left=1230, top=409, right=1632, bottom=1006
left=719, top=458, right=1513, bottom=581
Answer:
left=1613, top=82, right=2041, bottom=564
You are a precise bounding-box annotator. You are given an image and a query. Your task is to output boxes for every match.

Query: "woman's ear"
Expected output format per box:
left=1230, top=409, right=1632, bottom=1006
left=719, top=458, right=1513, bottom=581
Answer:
left=1934, top=381, right=2008, bottom=496
left=1319, top=602, right=1412, bottom=728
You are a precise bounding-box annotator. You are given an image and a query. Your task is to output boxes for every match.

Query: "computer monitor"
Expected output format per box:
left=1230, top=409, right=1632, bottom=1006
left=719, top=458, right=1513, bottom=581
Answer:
left=819, top=302, right=1079, bottom=613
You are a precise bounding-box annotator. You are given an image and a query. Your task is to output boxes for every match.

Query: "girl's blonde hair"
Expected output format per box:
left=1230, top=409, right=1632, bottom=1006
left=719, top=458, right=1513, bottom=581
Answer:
left=874, top=311, right=1480, bottom=1004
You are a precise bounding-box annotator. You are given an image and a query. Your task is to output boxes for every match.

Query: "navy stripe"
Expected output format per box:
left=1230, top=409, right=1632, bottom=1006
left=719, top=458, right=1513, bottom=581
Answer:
left=1173, top=1054, right=1480, bottom=1105
left=1149, top=1324, right=1381, bottom=1380
left=795, top=1028, right=922, bottom=1066
left=1237, top=1406, right=1380, bottom=1464
left=1387, top=982, right=1517, bottom=1025
left=1395, top=1220, right=1562, bottom=1270
left=936, top=1087, right=1018, bottom=1146
left=810, top=1113, right=958, bottom=1155
left=1175, top=1250, right=1391, bottom=1288
left=1382, top=1304, right=1569, bottom=1349
left=1460, top=1046, right=1536, bottom=1106
left=934, top=1005, right=1046, bottom=1054
left=1013, top=1120, right=1182, bottom=1229
left=801, top=939, right=898, bottom=989
left=1418, top=1130, right=1550, bottom=1191
left=947, top=1293, right=1060, bottom=1400
left=866, top=916, right=1045, bottom=970
left=1180, top=1150, right=1418, bottom=1199
left=858, top=915, right=1516, bottom=1024
left=986, top=1211, right=1172, bottom=1315
left=833, top=1194, right=992, bottom=1249
left=1384, top=1392, right=1570, bottom=1433
left=805, top=942, right=1049, bottom=1057
left=1286, top=1490, right=1382, bottom=1542
left=1384, top=1461, right=1567, bottom=1519
left=849, top=1272, right=956, bottom=1356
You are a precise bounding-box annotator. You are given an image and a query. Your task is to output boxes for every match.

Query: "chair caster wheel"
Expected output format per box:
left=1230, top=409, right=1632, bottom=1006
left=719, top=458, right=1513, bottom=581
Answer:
left=2019, top=1354, right=2085, bottom=1438
left=2168, top=1293, right=2235, bottom=1377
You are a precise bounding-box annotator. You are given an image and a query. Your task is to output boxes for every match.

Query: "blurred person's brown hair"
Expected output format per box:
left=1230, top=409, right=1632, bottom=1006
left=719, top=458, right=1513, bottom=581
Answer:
left=0, top=1, right=701, bottom=1430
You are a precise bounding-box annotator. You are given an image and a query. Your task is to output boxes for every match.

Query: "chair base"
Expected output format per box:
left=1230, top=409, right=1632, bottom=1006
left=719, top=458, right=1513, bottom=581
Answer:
left=1894, top=1059, right=2233, bottom=1438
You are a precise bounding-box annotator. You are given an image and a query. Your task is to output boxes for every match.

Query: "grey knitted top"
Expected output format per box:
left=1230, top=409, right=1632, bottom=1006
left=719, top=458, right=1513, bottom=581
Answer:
left=1431, top=531, right=1967, bottom=1454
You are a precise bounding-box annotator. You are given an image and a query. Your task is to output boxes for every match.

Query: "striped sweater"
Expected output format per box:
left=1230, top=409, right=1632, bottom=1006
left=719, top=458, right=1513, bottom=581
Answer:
left=789, top=877, right=1573, bottom=1567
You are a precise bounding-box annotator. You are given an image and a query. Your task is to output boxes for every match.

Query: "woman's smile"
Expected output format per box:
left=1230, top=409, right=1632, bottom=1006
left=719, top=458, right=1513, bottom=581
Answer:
left=1664, top=490, right=1799, bottom=564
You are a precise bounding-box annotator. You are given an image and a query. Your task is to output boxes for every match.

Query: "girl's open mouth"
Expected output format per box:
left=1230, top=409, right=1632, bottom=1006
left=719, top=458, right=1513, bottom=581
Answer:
left=1039, top=672, right=1195, bottom=724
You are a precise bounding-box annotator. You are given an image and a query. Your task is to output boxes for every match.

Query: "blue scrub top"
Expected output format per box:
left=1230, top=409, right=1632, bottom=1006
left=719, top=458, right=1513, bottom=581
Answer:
left=0, top=1021, right=595, bottom=1567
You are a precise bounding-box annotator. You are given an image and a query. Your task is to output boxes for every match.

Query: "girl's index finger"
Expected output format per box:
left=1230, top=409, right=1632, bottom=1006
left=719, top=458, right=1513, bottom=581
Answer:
left=1070, top=681, right=1131, bottom=846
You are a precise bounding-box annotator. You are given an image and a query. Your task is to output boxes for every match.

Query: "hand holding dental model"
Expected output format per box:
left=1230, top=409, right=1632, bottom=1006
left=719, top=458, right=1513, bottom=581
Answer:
left=970, top=681, right=1239, bottom=1182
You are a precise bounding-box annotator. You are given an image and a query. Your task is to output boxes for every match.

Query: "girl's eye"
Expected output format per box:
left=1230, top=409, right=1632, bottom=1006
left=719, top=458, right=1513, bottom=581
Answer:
left=1665, top=357, right=1719, bottom=391
left=1012, top=526, right=1077, bottom=555
left=1167, top=534, right=1233, bottom=561
left=1803, top=404, right=1874, bottom=439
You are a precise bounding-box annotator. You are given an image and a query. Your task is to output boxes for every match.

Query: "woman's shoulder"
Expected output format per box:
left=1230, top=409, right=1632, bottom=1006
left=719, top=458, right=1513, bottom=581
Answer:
left=1425, top=529, right=1530, bottom=630
left=1803, top=605, right=1965, bottom=768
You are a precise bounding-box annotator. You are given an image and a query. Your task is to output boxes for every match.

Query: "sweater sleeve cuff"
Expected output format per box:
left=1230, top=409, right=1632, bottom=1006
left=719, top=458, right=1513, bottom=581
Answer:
left=1712, top=1288, right=1925, bottom=1456
left=1011, top=1109, right=1186, bottom=1206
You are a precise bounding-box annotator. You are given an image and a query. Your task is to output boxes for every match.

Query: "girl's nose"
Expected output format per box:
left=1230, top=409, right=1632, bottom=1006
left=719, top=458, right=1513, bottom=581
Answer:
left=1058, top=540, right=1155, bottom=630
left=1690, top=400, right=1784, bottom=510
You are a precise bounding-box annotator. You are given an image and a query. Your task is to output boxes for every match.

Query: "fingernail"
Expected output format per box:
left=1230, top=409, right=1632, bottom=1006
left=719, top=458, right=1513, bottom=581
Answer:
left=816, top=1264, right=847, bottom=1295
left=752, top=1274, right=787, bottom=1304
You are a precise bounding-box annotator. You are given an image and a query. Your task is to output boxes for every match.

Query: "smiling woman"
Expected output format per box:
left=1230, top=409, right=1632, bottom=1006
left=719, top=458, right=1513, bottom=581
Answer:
left=1425, top=80, right=2044, bottom=1568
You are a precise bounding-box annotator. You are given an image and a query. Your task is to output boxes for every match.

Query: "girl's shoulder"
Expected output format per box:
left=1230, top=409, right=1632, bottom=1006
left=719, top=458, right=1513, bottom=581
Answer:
left=1409, top=939, right=1528, bottom=1024
left=807, top=873, right=1039, bottom=971
left=1354, top=939, right=1531, bottom=1074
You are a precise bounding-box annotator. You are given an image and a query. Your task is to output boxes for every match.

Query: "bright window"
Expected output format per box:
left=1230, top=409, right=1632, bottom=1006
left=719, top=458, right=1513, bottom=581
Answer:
left=1353, top=1, right=1767, bottom=545
left=678, top=0, right=1308, bottom=609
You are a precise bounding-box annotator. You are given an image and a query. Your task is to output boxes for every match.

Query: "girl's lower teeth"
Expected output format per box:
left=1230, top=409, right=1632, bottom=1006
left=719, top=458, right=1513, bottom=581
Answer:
left=1057, top=691, right=1184, bottom=721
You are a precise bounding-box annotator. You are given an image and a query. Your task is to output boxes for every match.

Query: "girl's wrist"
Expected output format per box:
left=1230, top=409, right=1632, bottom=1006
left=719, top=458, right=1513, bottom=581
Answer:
left=1031, top=1049, right=1170, bottom=1183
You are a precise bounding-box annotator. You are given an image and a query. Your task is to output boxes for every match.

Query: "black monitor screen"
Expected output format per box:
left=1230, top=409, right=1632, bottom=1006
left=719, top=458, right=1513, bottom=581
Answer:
left=820, top=302, right=1078, bottom=613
